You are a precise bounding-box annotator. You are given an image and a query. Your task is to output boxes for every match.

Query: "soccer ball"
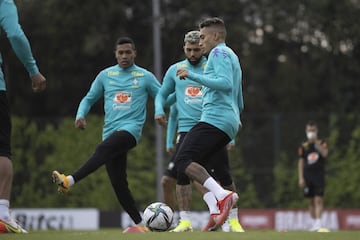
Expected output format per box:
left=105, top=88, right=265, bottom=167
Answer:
left=143, top=202, right=173, bottom=232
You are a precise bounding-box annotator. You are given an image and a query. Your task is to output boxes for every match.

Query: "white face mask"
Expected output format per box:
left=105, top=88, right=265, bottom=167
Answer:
left=306, top=131, right=316, bottom=140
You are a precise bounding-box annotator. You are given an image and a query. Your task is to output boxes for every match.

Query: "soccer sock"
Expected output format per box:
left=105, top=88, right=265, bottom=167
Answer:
left=314, top=218, right=321, bottom=228
left=203, top=192, right=219, bottom=214
left=67, top=175, right=75, bottom=186
left=229, top=208, right=239, bottom=220
left=310, top=217, right=315, bottom=226
left=203, top=177, right=228, bottom=200
left=179, top=211, right=191, bottom=221
left=0, top=199, right=10, bottom=220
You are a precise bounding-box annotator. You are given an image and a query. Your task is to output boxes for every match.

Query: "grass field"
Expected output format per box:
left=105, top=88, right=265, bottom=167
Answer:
left=0, top=229, right=359, bottom=240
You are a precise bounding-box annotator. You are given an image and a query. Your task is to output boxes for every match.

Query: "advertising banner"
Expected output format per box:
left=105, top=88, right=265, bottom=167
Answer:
left=12, top=208, right=99, bottom=230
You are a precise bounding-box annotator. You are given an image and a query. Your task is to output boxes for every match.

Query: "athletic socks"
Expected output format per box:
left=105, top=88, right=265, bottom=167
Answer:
left=0, top=199, right=10, bottom=220
left=203, top=192, right=219, bottom=214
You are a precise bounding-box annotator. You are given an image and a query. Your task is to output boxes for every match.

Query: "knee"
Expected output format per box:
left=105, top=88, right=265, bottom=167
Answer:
left=0, top=156, right=13, bottom=179
left=161, top=176, right=175, bottom=190
left=176, top=172, right=191, bottom=185
left=174, top=159, right=190, bottom=176
left=314, top=196, right=323, bottom=205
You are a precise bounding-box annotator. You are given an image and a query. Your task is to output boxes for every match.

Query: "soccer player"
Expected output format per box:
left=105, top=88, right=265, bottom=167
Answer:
left=0, top=0, right=46, bottom=234
left=298, top=121, right=328, bottom=231
left=173, top=17, right=244, bottom=231
left=51, top=37, right=160, bottom=233
left=163, top=104, right=244, bottom=232
left=158, top=31, right=243, bottom=230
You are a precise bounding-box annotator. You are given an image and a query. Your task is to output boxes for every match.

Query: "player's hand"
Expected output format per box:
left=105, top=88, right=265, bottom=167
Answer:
left=176, top=68, right=189, bottom=80
left=31, top=72, right=46, bottom=93
left=167, top=147, right=175, bottom=154
left=226, top=143, right=235, bottom=151
left=155, top=115, right=167, bottom=127
left=75, top=118, right=87, bottom=130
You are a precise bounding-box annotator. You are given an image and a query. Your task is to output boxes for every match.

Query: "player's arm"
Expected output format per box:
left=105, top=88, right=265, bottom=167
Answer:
left=166, top=105, right=178, bottom=153
left=154, top=66, right=175, bottom=126
left=177, top=49, right=233, bottom=91
left=75, top=73, right=104, bottom=129
left=238, top=73, right=244, bottom=114
left=146, top=72, right=161, bottom=99
left=315, top=140, right=328, bottom=158
left=1, top=2, right=46, bottom=92
left=1, top=4, right=38, bottom=76
left=297, top=146, right=305, bottom=188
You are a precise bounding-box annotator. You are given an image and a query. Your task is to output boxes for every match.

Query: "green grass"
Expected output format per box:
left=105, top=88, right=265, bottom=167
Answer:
left=0, top=229, right=359, bottom=240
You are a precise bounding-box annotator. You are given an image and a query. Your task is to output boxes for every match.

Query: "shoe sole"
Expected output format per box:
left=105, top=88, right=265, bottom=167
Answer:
left=213, top=193, right=239, bottom=230
left=122, top=226, right=147, bottom=233
left=202, top=215, right=217, bottom=231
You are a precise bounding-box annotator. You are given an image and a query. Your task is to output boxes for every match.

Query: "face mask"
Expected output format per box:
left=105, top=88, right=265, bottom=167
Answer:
left=306, top=131, right=316, bottom=140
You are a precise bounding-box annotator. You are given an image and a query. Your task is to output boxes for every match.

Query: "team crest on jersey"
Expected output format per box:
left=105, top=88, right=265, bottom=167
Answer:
left=132, top=78, right=139, bottom=88
left=114, top=92, right=132, bottom=104
left=307, top=152, right=319, bottom=165
left=185, top=85, right=203, bottom=97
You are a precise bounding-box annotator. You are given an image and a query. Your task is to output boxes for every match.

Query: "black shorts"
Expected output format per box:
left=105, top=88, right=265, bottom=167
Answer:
left=174, top=122, right=231, bottom=184
left=304, top=174, right=325, bottom=198
left=0, top=91, right=11, bottom=158
left=164, top=131, right=232, bottom=186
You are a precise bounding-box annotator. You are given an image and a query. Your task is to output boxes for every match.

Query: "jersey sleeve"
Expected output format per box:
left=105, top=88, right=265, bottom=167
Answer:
left=187, top=48, right=233, bottom=91
left=146, top=71, right=161, bottom=99
left=76, top=72, right=104, bottom=119
left=155, top=65, right=176, bottom=116
left=166, top=104, right=178, bottom=149
left=0, top=2, right=39, bottom=76
left=164, top=92, right=176, bottom=108
left=238, top=75, right=244, bottom=113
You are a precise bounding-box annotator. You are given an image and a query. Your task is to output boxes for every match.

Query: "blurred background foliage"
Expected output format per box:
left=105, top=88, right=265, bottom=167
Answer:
left=1, top=0, right=359, bottom=210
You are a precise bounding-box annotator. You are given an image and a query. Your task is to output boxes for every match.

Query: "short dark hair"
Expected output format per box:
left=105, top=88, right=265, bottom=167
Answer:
left=199, top=17, right=225, bottom=29
left=199, top=17, right=227, bottom=39
left=115, top=37, right=136, bottom=50
left=306, top=120, right=317, bottom=127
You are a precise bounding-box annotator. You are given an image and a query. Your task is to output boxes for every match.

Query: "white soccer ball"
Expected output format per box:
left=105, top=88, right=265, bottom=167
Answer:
left=143, top=202, right=173, bottom=232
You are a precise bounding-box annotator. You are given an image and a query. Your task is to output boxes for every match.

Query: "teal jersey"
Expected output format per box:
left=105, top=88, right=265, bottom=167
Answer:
left=76, top=64, right=160, bottom=142
left=155, top=57, right=207, bottom=133
left=0, top=0, right=39, bottom=90
left=187, top=43, right=244, bottom=139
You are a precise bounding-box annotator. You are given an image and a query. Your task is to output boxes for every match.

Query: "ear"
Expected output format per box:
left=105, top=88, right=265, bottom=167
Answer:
left=213, top=32, right=220, bottom=41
